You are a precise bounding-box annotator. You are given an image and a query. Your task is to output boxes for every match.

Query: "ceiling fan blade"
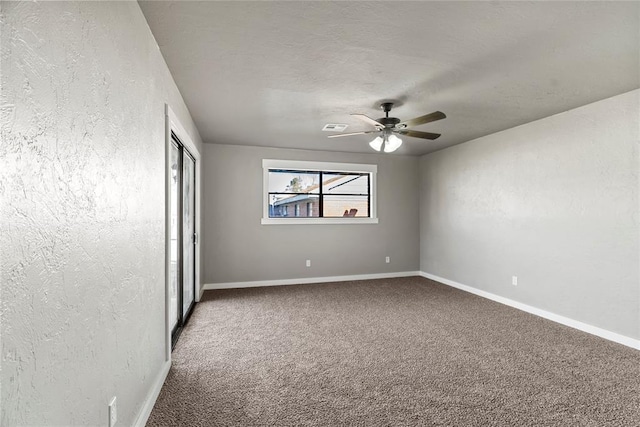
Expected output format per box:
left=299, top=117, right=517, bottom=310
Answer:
left=327, top=130, right=379, bottom=138
left=399, top=111, right=446, bottom=128
left=351, top=114, right=385, bottom=129
left=397, top=129, right=441, bottom=140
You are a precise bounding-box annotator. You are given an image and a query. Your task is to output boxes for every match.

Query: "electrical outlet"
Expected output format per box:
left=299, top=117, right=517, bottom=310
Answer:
left=306, top=259, right=311, bottom=267
left=512, top=276, right=518, bottom=286
left=109, top=396, right=117, bottom=427
left=385, top=256, right=390, bottom=263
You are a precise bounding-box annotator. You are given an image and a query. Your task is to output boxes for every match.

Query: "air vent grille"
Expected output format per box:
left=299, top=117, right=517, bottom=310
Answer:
left=322, top=124, right=348, bottom=132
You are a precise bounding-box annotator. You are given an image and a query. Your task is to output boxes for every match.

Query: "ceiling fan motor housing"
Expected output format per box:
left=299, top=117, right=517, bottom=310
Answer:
left=378, top=102, right=400, bottom=127
left=377, top=117, right=401, bottom=127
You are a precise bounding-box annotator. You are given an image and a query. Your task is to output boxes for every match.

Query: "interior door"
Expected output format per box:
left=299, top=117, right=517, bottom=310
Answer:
left=170, top=133, right=196, bottom=347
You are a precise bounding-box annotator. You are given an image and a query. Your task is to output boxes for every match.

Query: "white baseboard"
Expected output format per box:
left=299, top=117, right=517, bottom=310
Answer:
left=420, top=272, right=640, bottom=351
left=134, top=360, right=171, bottom=427
left=203, top=271, right=421, bottom=290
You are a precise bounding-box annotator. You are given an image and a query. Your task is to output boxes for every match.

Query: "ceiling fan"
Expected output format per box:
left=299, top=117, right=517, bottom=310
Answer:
left=328, top=102, right=446, bottom=153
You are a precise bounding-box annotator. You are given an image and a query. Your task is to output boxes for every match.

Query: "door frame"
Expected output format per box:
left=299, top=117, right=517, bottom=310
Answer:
left=164, top=104, right=201, bottom=360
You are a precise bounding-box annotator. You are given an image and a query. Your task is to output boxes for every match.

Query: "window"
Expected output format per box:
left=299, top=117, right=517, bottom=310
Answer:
left=262, top=159, right=377, bottom=225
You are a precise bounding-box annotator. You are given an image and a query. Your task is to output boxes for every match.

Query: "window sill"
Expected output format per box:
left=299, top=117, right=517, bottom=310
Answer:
left=261, top=217, right=379, bottom=225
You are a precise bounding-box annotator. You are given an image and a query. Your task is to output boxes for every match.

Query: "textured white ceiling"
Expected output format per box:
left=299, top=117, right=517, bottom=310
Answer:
left=139, top=1, right=639, bottom=156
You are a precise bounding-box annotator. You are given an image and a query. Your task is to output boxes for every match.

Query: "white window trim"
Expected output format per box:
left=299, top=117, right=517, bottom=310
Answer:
left=262, top=159, right=378, bottom=225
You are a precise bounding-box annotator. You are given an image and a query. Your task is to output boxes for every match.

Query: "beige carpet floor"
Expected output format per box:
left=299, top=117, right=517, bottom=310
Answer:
left=147, top=277, right=640, bottom=426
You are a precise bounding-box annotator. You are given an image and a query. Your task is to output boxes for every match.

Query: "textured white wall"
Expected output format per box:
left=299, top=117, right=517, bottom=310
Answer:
left=419, top=90, right=639, bottom=340
left=202, top=144, right=420, bottom=284
left=1, top=2, right=202, bottom=425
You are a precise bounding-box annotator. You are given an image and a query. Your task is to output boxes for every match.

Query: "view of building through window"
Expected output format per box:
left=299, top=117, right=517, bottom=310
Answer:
left=268, top=169, right=370, bottom=218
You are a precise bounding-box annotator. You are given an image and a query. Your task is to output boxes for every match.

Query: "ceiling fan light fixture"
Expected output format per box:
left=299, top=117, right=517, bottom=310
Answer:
left=369, top=136, right=383, bottom=151
left=384, top=134, right=402, bottom=153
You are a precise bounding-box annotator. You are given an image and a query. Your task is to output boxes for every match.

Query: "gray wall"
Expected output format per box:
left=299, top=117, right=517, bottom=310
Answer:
left=1, top=2, right=202, bottom=425
left=419, top=90, right=639, bottom=340
left=203, top=144, right=419, bottom=284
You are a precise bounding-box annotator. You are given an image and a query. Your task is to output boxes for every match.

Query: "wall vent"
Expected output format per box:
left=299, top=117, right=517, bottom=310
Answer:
left=322, top=124, right=348, bottom=132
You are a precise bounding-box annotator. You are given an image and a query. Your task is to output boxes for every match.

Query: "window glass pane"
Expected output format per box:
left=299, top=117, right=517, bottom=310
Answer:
left=268, top=170, right=320, bottom=193
left=323, top=195, right=369, bottom=217
left=182, top=153, right=195, bottom=316
left=169, top=144, right=179, bottom=331
left=269, top=194, right=319, bottom=217
left=323, top=173, right=369, bottom=195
